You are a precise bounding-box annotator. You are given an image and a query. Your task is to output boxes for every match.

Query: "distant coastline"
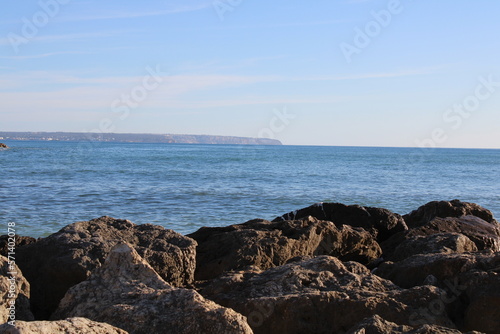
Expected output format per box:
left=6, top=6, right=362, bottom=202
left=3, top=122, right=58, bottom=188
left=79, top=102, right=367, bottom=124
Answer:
left=0, top=131, right=282, bottom=146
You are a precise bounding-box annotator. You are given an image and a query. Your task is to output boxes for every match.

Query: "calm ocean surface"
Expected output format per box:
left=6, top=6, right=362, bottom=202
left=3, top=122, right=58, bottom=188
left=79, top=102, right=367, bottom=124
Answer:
left=1, top=141, right=499, bottom=238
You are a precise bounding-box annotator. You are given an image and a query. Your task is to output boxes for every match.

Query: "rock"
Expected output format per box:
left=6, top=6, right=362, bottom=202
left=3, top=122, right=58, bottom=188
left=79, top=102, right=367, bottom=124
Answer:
left=1, top=255, right=33, bottom=324
left=52, top=244, right=253, bottom=334
left=0, top=318, right=129, bottom=333
left=15, top=216, right=197, bottom=319
left=459, top=269, right=500, bottom=334
left=383, top=233, right=478, bottom=262
left=0, top=235, right=37, bottom=257
left=198, top=256, right=454, bottom=334
left=404, top=200, right=497, bottom=228
left=346, top=315, right=483, bottom=334
left=0, top=143, right=7, bottom=148
left=382, top=216, right=500, bottom=260
left=273, top=202, right=408, bottom=242
left=188, top=217, right=382, bottom=281
left=375, top=252, right=500, bottom=289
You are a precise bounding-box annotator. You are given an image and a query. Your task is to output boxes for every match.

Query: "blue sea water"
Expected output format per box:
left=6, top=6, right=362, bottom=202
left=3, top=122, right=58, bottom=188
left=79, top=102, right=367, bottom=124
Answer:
left=1, top=140, right=499, bottom=238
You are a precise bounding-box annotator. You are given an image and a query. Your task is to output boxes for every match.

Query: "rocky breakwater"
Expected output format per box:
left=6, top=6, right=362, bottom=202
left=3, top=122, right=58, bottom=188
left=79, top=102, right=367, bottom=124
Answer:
left=0, top=199, right=498, bottom=334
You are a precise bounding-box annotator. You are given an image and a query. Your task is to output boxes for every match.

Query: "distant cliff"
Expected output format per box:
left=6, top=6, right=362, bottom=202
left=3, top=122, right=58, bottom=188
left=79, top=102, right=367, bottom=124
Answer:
left=0, top=132, right=282, bottom=145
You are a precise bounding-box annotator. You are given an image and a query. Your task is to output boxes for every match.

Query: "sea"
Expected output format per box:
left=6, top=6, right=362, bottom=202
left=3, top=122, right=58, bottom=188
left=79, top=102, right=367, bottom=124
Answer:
left=1, top=140, right=499, bottom=238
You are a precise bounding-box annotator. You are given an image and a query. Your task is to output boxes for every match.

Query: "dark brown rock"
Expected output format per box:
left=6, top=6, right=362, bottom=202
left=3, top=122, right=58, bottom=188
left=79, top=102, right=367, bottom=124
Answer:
left=273, top=202, right=408, bottom=242
left=52, top=244, right=253, bottom=334
left=188, top=217, right=382, bottom=281
left=1, top=255, right=33, bottom=323
left=460, top=270, right=500, bottom=334
left=15, top=216, right=197, bottom=319
left=382, top=216, right=500, bottom=260
left=0, top=235, right=37, bottom=257
left=199, top=256, right=454, bottom=334
left=0, top=143, right=7, bottom=148
left=0, top=318, right=129, bottom=333
left=346, top=315, right=482, bottom=334
left=383, top=233, right=478, bottom=262
left=404, top=200, right=496, bottom=228
left=375, top=252, right=500, bottom=289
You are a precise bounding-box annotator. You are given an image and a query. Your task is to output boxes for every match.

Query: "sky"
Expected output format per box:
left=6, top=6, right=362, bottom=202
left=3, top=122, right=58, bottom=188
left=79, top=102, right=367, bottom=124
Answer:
left=1, top=0, right=499, bottom=148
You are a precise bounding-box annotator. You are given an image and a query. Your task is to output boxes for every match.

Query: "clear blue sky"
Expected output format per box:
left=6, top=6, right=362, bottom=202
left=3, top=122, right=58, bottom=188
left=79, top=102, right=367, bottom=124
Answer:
left=1, top=0, right=499, bottom=148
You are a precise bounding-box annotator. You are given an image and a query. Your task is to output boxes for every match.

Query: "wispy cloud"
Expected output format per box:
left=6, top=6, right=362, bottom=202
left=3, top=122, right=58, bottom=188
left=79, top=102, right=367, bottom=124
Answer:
left=0, top=31, right=129, bottom=47
left=0, top=51, right=92, bottom=60
left=61, top=2, right=212, bottom=22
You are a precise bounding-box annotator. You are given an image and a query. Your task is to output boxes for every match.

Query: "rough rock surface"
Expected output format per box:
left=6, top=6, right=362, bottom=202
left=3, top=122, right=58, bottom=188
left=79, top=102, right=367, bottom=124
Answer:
left=0, top=255, right=33, bottom=323
left=52, top=243, right=253, bottom=334
left=0, top=235, right=37, bottom=257
left=375, top=252, right=499, bottom=289
left=459, top=269, right=500, bottom=333
left=383, top=233, right=478, bottom=262
left=403, top=200, right=496, bottom=228
left=15, top=216, right=197, bottom=319
left=189, top=217, right=382, bottom=281
left=273, top=202, right=408, bottom=242
left=376, top=252, right=500, bottom=333
left=198, top=256, right=454, bottom=334
left=381, top=216, right=500, bottom=261
left=346, top=315, right=482, bottom=334
left=0, top=143, right=7, bottom=148
left=0, top=318, right=128, bottom=334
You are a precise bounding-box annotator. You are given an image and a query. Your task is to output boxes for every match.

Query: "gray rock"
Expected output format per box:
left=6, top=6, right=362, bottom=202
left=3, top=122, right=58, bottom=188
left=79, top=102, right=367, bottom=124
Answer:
left=199, top=256, right=454, bottom=334
left=0, top=255, right=33, bottom=324
left=15, top=216, right=197, bottom=319
left=52, top=244, right=253, bottom=334
left=188, top=217, right=382, bottom=281
left=0, top=318, right=128, bottom=333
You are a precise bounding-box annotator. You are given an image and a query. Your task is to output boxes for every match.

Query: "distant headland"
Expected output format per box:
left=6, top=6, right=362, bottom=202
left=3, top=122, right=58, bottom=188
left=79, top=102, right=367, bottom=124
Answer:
left=0, top=132, right=282, bottom=146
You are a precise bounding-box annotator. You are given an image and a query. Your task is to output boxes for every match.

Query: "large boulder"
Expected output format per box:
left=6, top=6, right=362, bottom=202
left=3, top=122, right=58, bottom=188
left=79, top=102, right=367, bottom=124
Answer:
left=188, top=217, right=382, bottom=281
left=0, top=318, right=128, bottom=333
left=273, top=202, right=408, bottom=242
left=198, top=256, right=454, bottom=334
left=459, top=270, right=500, bottom=334
left=0, top=255, right=33, bottom=324
left=375, top=252, right=500, bottom=288
left=383, top=233, right=478, bottom=262
left=404, top=200, right=497, bottom=228
left=0, top=235, right=37, bottom=257
left=346, top=315, right=483, bottom=334
left=52, top=244, right=253, bottom=334
left=376, top=252, right=500, bottom=333
left=381, top=216, right=500, bottom=261
left=15, top=216, right=197, bottom=319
